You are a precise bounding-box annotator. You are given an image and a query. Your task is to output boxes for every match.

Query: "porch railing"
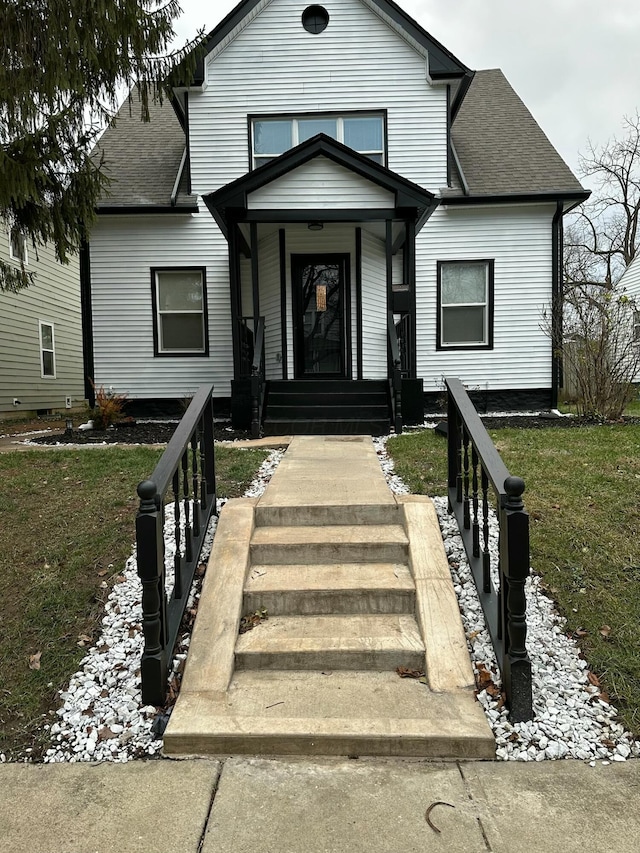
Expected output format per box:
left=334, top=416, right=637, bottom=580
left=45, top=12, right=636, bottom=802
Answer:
left=445, top=377, right=533, bottom=722
left=251, top=316, right=265, bottom=438
left=135, top=384, right=217, bottom=706
left=387, top=311, right=402, bottom=434
left=394, top=313, right=412, bottom=378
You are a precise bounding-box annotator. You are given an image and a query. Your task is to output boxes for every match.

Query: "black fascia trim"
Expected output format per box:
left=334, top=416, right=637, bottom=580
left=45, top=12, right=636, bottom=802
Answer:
left=203, top=134, right=436, bottom=226
left=551, top=201, right=563, bottom=409
left=79, top=240, right=95, bottom=405
left=247, top=109, right=390, bottom=171
left=450, top=71, right=475, bottom=121
left=150, top=266, right=210, bottom=358
left=436, top=259, right=495, bottom=351
left=236, top=208, right=417, bottom=223
left=169, top=92, right=187, bottom=131
left=97, top=205, right=199, bottom=215
left=441, top=191, right=591, bottom=207
left=191, top=0, right=469, bottom=86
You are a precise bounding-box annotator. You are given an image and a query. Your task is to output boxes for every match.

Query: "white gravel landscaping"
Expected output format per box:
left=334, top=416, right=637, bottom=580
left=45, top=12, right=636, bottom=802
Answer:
left=40, top=449, right=284, bottom=764
left=376, top=434, right=640, bottom=764
left=26, top=428, right=639, bottom=766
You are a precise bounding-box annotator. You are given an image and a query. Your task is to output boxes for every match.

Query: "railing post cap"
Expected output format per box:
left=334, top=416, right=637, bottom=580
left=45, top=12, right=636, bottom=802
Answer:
left=504, top=476, right=525, bottom=498
left=137, top=479, right=158, bottom=501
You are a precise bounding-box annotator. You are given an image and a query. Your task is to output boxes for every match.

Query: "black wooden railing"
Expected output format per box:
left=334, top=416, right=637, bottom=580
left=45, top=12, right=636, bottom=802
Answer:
left=387, top=311, right=403, bottom=434
left=445, top=377, right=533, bottom=722
left=395, top=313, right=412, bottom=378
left=135, top=384, right=217, bottom=706
left=251, top=316, right=265, bottom=438
left=238, top=316, right=255, bottom=378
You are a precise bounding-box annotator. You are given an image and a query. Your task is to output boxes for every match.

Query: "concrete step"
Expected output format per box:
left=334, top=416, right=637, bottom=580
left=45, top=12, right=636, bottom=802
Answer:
left=250, top=524, right=409, bottom=565
left=163, top=670, right=495, bottom=759
left=235, top=614, right=425, bottom=671
left=244, top=563, right=415, bottom=615
left=254, top=503, right=401, bottom=528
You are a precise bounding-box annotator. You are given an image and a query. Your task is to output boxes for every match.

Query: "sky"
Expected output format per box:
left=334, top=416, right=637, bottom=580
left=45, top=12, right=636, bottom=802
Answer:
left=171, top=0, right=640, bottom=181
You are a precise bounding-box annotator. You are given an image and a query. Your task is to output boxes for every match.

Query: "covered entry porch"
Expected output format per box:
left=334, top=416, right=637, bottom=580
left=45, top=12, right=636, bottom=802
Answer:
left=203, top=134, right=437, bottom=434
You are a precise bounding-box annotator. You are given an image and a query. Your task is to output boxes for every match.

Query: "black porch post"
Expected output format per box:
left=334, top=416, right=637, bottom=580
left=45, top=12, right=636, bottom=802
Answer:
left=250, top=221, right=260, bottom=325
left=355, top=227, right=363, bottom=379
left=228, top=218, right=241, bottom=380
left=385, top=219, right=393, bottom=316
left=405, top=218, right=417, bottom=378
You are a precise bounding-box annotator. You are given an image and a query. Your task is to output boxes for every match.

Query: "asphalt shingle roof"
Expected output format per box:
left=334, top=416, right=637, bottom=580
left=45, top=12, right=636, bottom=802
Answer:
left=94, top=92, right=196, bottom=209
left=93, top=69, right=585, bottom=208
left=450, top=69, right=585, bottom=197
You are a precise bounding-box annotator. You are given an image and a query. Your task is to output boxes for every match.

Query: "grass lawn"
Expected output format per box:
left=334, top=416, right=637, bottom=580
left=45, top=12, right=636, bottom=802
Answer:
left=388, top=424, right=640, bottom=737
left=0, top=445, right=269, bottom=759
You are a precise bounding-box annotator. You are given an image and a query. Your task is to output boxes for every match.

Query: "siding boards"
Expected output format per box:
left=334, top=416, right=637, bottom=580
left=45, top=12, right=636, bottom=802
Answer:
left=416, top=204, right=554, bottom=392
left=257, top=232, right=283, bottom=379
left=361, top=230, right=388, bottom=378
left=247, top=158, right=395, bottom=210
left=0, top=230, right=84, bottom=413
left=90, top=216, right=233, bottom=398
left=190, top=0, right=447, bottom=197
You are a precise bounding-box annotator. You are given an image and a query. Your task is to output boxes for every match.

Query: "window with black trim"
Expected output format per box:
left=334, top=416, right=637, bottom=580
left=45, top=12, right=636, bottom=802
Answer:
left=151, top=268, right=208, bottom=356
left=437, top=260, right=494, bottom=349
left=39, top=320, right=56, bottom=377
left=10, top=229, right=28, bottom=264
left=251, top=113, right=385, bottom=168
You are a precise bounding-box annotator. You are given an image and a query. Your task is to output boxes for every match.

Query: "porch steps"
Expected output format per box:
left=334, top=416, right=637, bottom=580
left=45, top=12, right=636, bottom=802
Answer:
left=263, top=379, right=391, bottom=435
left=163, top=436, right=494, bottom=759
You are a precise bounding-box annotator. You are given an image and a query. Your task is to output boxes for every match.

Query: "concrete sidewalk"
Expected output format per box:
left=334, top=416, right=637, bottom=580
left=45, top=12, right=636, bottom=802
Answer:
left=1, top=756, right=637, bottom=853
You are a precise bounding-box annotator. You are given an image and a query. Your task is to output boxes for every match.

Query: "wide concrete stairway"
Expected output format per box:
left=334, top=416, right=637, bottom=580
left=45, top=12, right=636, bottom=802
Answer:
left=164, top=436, right=494, bottom=759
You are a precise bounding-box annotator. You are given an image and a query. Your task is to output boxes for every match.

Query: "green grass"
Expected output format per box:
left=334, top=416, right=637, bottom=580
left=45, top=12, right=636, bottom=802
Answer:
left=388, top=425, right=640, bottom=736
left=0, top=445, right=269, bottom=759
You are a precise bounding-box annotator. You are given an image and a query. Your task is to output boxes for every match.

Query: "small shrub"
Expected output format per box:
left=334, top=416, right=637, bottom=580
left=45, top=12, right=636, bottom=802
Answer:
left=91, top=383, right=128, bottom=430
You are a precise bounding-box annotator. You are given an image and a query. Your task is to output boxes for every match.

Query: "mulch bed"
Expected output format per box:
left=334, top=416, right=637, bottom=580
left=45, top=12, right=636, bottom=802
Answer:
left=27, top=413, right=640, bottom=446
left=30, top=420, right=253, bottom=445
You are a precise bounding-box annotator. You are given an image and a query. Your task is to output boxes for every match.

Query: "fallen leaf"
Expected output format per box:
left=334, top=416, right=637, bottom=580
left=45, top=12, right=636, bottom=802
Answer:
left=396, top=666, right=425, bottom=679
left=587, top=671, right=601, bottom=688
left=599, top=625, right=612, bottom=639
left=29, top=652, right=42, bottom=670
left=552, top=503, right=561, bottom=510
left=77, top=633, right=92, bottom=647
left=573, top=627, right=588, bottom=639
left=97, top=570, right=108, bottom=577
left=98, top=727, right=119, bottom=742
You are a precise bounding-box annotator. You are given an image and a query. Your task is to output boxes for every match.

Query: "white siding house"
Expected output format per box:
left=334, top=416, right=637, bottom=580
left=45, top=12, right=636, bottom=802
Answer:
left=86, top=0, right=588, bottom=432
left=0, top=227, right=84, bottom=416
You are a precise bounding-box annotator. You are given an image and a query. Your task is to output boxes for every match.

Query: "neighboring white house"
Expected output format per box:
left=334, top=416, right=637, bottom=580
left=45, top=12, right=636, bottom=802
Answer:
left=618, top=255, right=640, bottom=343
left=85, top=0, right=588, bottom=432
left=0, top=227, right=85, bottom=417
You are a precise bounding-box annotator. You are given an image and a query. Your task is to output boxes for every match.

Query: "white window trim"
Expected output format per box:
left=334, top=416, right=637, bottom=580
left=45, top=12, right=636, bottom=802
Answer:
left=9, top=230, right=28, bottom=265
left=153, top=268, right=207, bottom=356
left=251, top=112, right=385, bottom=168
left=39, top=320, right=56, bottom=379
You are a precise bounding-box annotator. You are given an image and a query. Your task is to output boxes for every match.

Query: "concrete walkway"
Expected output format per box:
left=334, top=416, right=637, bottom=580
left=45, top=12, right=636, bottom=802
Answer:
left=0, top=756, right=638, bottom=852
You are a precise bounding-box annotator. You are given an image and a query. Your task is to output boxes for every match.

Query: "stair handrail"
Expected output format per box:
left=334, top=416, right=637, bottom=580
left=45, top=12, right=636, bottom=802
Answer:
left=251, top=316, right=266, bottom=438
left=445, top=377, right=532, bottom=722
left=387, top=311, right=402, bottom=434
left=135, top=384, right=217, bottom=706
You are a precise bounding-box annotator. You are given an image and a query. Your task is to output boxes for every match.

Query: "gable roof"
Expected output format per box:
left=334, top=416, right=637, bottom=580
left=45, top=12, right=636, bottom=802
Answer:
left=449, top=69, right=588, bottom=202
left=191, top=0, right=470, bottom=86
left=92, top=93, right=198, bottom=213
left=203, top=133, right=438, bottom=234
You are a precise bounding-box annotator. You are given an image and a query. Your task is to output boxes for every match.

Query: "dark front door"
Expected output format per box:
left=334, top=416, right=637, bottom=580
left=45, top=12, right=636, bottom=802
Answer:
left=292, top=254, right=349, bottom=378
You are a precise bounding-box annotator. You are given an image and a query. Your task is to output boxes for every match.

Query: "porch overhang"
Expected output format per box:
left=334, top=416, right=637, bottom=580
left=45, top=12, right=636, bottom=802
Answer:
left=202, top=134, right=439, bottom=237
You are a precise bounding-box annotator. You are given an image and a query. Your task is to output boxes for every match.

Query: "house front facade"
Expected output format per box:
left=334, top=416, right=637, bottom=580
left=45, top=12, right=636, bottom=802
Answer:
left=86, top=0, right=588, bottom=432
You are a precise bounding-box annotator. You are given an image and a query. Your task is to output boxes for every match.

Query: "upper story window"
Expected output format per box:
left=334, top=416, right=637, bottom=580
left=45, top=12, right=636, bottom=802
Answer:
left=251, top=113, right=385, bottom=169
left=9, top=229, right=28, bottom=265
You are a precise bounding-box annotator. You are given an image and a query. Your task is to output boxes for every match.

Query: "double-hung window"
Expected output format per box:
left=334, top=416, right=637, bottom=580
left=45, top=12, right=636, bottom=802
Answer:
left=437, top=260, right=494, bottom=349
left=251, top=113, right=385, bottom=168
left=151, top=268, right=208, bottom=356
left=39, top=321, right=56, bottom=377
left=10, top=229, right=28, bottom=265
